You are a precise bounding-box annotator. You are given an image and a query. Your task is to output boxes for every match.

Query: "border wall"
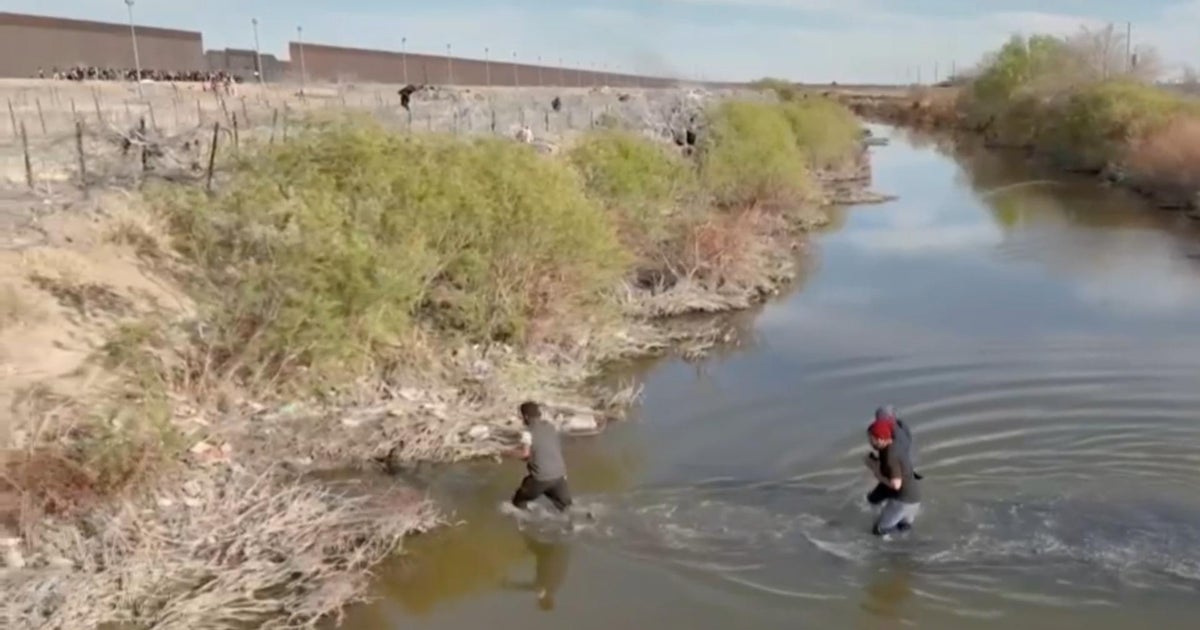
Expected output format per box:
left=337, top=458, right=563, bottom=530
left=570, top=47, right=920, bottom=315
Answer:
left=1, top=11, right=737, bottom=88
left=0, top=12, right=204, bottom=78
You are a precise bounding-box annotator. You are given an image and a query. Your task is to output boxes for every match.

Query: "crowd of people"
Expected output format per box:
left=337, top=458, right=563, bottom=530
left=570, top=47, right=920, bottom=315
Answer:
left=38, top=65, right=247, bottom=95
left=39, top=65, right=246, bottom=85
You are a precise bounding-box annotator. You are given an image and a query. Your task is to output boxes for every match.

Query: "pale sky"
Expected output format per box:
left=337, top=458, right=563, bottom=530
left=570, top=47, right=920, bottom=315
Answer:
left=7, top=1, right=1199, bottom=83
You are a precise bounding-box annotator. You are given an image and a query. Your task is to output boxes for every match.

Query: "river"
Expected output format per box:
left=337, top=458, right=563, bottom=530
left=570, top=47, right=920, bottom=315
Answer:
left=338, top=126, right=1200, bottom=629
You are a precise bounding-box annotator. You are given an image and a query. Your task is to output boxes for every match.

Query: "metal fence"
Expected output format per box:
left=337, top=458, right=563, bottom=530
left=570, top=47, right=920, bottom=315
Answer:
left=1, top=81, right=716, bottom=193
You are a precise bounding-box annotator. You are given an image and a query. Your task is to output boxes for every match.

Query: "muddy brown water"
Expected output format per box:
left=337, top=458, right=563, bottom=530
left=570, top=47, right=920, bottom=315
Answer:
left=337, top=127, right=1200, bottom=630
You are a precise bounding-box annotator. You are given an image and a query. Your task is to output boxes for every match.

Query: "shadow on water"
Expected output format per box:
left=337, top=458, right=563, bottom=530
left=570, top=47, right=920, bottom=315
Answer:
left=338, top=126, right=1200, bottom=629
left=859, top=555, right=917, bottom=625
left=499, top=530, right=572, bottom=612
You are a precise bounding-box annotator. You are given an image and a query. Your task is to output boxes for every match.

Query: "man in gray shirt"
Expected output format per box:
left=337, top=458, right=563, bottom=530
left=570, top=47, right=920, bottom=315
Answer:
left=509, top=401, right=573, bottom=512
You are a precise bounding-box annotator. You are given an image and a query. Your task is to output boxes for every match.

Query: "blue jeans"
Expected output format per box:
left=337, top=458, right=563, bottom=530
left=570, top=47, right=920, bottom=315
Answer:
left=867, top=483, right=920, bottom=535
left=873, top=500, right=920, bottom=535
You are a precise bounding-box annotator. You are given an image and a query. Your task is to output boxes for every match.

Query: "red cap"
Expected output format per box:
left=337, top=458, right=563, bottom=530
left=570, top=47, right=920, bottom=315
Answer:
left=868, top=418, right=894, bottom=441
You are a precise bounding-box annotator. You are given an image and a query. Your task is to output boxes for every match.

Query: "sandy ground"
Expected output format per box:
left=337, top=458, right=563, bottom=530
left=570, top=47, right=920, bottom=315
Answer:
left=0, top=189, right=190, bottom=447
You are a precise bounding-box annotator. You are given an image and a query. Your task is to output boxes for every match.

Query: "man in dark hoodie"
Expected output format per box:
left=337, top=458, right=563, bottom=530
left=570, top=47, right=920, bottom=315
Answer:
left=864, top=405, right=922, bottom=536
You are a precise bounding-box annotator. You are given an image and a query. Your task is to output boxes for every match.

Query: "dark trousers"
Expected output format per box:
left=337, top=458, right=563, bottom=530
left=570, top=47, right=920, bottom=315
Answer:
left=512, top=475, right=572, bottom=512
left=866, top=482, right=896, bottom=506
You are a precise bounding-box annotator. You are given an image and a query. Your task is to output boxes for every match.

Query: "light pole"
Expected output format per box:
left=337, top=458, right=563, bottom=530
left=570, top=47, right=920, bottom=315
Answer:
left=124, top=0, right=144, bottom=98
left=1126, top=21, right=1133, bottom=73
left=401, top=37, right=408, bottom=84
left=512, top=51, right=519, bottom=87
left=252, top=18, right=264, bottom=84
left=485, top=47, right=491, bottom=86
left=297, top=26, right=307, bottom=91
left=446, top=43, right=453, bottom=84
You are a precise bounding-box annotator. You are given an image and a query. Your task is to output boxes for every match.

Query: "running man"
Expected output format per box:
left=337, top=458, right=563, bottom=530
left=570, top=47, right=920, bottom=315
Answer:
left=509, top=401, right=573, bottom=513
left=864, top=405, right=921, bottom=536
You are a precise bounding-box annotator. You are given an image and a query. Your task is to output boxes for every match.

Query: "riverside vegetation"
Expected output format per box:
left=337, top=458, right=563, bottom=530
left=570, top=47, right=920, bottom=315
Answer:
left=0, top=90, right=869, bottom=628
left=839, top=25, right=1200, bottom=211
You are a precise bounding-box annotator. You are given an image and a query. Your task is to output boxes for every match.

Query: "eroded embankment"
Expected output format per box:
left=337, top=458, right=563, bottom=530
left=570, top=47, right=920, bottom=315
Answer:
left=0, top=84, right=882, bottom=629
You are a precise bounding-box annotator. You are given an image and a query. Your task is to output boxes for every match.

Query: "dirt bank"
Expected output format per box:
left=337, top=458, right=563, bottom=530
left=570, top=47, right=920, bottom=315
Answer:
left=833, top=88, right=961, bottom=131
left=0, top=82, right=881, bottom=629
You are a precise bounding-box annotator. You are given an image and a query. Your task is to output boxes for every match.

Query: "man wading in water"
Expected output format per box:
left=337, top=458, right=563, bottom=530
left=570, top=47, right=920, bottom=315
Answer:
left=864, top=406, right=922, bottom=536
left=509, top=401, right=574, bottom=514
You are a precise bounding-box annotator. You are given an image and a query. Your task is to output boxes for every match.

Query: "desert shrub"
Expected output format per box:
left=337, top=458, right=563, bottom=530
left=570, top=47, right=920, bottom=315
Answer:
left=962, top=30, right=1200, bottom=188
left=154, top=120, right=626, bottom=387
left=1036, top=81, right=1197, bottom=169
left=1125, top=115, right=1200, bottom=189
left=751, top=77, right=799, bottom=102
left=699, top=100, right=812, bottom=208
left=71, top=321, right=182, bottom=496
left=779, top=97, right=862, bottom=168
left=567, top=130, right=698, bottom=251
left=964, top=35, right=1073, bottom=118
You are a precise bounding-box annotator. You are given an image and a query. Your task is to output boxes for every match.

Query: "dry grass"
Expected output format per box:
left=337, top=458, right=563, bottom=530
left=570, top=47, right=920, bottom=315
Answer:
left=1125, top=116, right=1200, bottom=190
left=2, top=468, right=440, bottom=630
left=27, top=273, right=134, bottom=321
left=629, top=208, right=802, bottom=318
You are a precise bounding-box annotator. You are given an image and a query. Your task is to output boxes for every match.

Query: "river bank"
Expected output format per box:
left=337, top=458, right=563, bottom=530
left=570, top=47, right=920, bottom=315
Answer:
left=334, top=123, right=1200, bottom=630
left=0, top=85, right=881, bottom=628
left=830, top=36, right=1200, bottom=219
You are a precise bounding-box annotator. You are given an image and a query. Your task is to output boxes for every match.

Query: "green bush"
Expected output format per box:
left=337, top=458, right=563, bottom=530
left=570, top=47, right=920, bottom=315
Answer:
left=155, top=120, right=627, bottom=386
left=699, top=100, right=812, bottom=208
left=779, top=97, right=862, bottom=168
left=567, top=130, right=698, bottom=249
left=965, top=34, right=1072, bottom=119
left=1036, top=81, right=1199, bottom=168
left=750, top=77, right=799, bottom=102
left=960, top=31, right=1200, bottom=178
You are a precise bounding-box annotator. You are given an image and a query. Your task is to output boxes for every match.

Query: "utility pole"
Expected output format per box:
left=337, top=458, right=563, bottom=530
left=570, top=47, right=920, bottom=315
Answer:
left=1126, top=21, right=1132, bottom=73
left=124, top=0, right=144, bottom=99
left=297, top=26, right=307, bottom=91
left=252, top=18, right=264, bottom=84
left=513, top=52, right=519, bottom=87
left=485, top=47, right=491, bottom=87
left=538, top=56, right=543, bottom=86
left=446, top=43, right=453, bottom=84
left=401, top=37, right=408, bottom=84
